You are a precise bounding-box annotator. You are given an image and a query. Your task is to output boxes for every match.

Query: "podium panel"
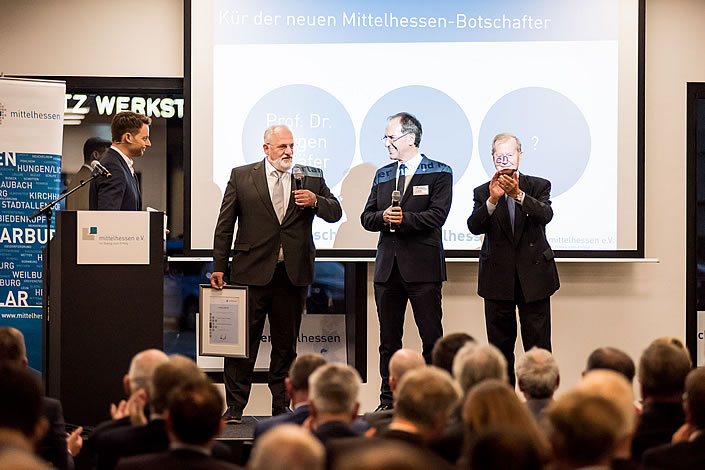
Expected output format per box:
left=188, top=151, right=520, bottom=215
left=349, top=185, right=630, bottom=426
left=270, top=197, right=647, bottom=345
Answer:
left=44, top=211, right=164, bottom=426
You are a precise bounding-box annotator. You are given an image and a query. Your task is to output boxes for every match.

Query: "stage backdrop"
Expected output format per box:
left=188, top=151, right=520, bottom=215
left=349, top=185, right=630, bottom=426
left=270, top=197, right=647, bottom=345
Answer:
left=0, top=77, right=65, bottom=371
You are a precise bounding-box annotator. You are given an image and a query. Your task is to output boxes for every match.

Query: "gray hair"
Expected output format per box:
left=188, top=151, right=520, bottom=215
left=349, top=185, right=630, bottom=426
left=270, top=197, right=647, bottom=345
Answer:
left=263, top=125, right=291, bottom=144
left=309, top=363, right=361, bottom=415
left=249, top=424, right=324, bottom=470
left=516, top=347, right=559, bottom=399
left=127, top=349, right=169, bottom=393
left=452, top=343, right=508, bottom=393
left=492, top=132, right=522, bottom=154
left=395, top=366, right=461, bottom=428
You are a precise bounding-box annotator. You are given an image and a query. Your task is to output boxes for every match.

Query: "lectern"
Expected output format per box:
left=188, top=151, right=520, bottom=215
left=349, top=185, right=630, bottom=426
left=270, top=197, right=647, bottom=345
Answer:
left=43, top=210, right=164, bottom=426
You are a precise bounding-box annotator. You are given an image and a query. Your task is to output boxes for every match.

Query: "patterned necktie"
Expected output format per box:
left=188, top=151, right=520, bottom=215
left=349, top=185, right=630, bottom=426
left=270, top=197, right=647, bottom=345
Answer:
left=272, top=171, right=286, bottom=223
left=397, top=163, right=407, bottom=198
left=507, top=195, right=515, bottom=234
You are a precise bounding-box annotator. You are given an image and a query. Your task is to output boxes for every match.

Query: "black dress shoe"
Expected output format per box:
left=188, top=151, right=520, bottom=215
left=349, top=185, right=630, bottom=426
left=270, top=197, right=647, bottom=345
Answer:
left=222, top=406, right=243, bottom=424
left=272, top=405, right=293, bottom=416
left=374, top=404, right=393, bottom=412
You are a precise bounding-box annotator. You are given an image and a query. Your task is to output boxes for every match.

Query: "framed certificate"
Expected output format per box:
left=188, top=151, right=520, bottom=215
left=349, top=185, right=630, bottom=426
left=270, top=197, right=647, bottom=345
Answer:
left=199, top=285, right=248, bottom=357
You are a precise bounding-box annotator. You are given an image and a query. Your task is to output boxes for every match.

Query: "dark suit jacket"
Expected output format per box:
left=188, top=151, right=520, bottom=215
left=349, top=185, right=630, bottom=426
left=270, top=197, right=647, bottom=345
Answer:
left=89, top=148, right=141, bottom=211
left=467, top=173, right=559, bottom=303
left=642, top=432, right=705, bottom=469
left=631, top=401, right=685, bottom=462
left=66, top=164, right=93, bottom=211
left=253, top=404, right=311, bottom=440
left=313, top=420, right=360, bottom=445
left=213, top=161, right=341, bottom=287
left=361, top=155, right=453, bottom=283
left=93, top=418, right=231, bottom=470
left=114, top=448, right=241, bottom=470
left=38, top=397, right=74, bottom=470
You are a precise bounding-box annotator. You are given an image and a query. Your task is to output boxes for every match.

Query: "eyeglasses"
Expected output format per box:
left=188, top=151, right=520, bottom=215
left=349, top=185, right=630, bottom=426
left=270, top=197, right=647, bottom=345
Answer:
left=266, top=143, right=295, bottom=151
left=381, top=132, right=411, bottom=144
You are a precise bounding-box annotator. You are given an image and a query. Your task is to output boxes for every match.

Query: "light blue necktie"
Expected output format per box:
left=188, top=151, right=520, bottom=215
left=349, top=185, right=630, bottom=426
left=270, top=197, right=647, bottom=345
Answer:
left=507, top=195, right=515, bottom=234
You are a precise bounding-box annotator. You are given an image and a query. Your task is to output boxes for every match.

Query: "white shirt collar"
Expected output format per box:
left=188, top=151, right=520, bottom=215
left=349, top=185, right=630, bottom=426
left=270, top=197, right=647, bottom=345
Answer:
left=398, top=152, right=423, bottom=175
left=111, top=145, right=134, bottom=174
left=264, top=157, right=292, bottom=176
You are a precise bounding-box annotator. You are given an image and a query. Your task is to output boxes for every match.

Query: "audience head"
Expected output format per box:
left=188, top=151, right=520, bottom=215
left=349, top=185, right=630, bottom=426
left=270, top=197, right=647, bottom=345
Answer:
left=453, top=342, right=508, bottom=393
left=125, top=348, right=169, bottom=395
left=468, top=426, right=543, bottom=470
left=288, top=354, right=327, bottom=392
left=578, top=369, right=636, bottom=439
left=516, top=347, right=559, bottom=399
left=388, top=349, right=425, bottom=394
left=394, top=366, right=461, bottom=439
left=332, top=439, right=438, bottom=470
left=545, top=391, right=624, bottom=469
left=309, top=363, right=361, bottom=421
left=0, top=364, right=47, bottom=445
left=651, top=336, right=693, bottom=367
left=431, top=332, right=475, bottom=374
left=684, top=367, right=705, bottom=430
left=0, top=447, right=51, bottom=470
left=150, top=354, right=205, bottom=414
left=82, top=137, right=111, bottom=164
left=638, top=341, right=691, bottom=401
left=166, top=379, right=223, bottom=447
left=0, top=327, right=28, bottom=367
left=585, top=347, right=635, bottom=383
left=248, top=424, right=324, bottom=470
left=462, top=379, right=548, bottom=459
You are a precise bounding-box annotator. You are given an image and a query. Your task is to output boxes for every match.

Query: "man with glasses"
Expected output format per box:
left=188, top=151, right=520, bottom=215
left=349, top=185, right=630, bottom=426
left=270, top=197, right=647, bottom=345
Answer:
left=361, top=112, right=453, bottom=411
left=467, top=132, right=559, bottom=386
left=211, top=125, right=342, bottom=424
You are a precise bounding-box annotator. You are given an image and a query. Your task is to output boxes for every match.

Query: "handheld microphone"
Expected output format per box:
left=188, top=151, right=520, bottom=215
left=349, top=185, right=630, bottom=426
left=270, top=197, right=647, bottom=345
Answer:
left=390, top=190, right=401, bottom=232
left=292, top=167, right=305, bottom=210
left=90, top=160, right=112, bottom=178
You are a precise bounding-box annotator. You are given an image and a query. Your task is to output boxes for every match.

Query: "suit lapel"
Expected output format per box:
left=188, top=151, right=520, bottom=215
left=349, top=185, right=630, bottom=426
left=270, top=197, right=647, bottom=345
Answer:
left=251, top=160, right=280, bottom=224
left=109, top=149, right=140, bottom=210
left=400, top=155, right=429, bottom=206
left=282, top=165, right=300, bottom=224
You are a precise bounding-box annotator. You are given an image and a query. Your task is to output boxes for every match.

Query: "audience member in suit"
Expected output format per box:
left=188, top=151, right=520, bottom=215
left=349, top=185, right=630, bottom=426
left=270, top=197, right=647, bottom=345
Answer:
left=631, top=342, right=691, bottom=461
left=467, top=133, right=560, bottom=384
left=642, top=367, right=705, bottom=469
left=248, top=424, right=324, bottom=470
left=516, top=347, right=560, bottom=422
left=379, top=366, right=460, bottom=454
left=432, top=342, right=509, bottom=464
left=90, top=112, right=151, bottom=211
left=585, top=347, right=636, bottom=383
left=253, top=354, right=327, bottom=440
left=462, top=380, right=549, bottom=464
left=0, top=364, right=48, bottom=456
left=363, top=349, right=425, bottom=433
left=84, top=349, right=168, bottom=463
left=211, top=125, right=342, bottom=423
left=115, top=379, right=241, bottom=470
left=0, top=327, right=79, bottom=469
left=431, top=332, right=475, bottom=375
left=577, top=370, right=641, bottom=470
left=308, top=363, right=362, bottom=445
left=65, top=137, right=111, bottom=211
left=466, top=427, right=543, bottom=470
left=546, top=390, right=625, bottom=470
left=94, top=355, right=231, bottom=470
left=361, top=112, right=453, bottom=411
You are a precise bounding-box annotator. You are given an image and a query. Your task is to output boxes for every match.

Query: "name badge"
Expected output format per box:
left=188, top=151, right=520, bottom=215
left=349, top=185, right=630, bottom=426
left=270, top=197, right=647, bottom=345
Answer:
left=413, top=185, right=429, bottom=196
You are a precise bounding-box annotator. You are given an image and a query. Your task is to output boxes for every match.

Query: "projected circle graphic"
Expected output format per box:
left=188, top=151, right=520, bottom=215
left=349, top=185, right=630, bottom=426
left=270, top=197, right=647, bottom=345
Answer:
left=479, top=87, right=591, bottom=197
left=242, top=85, right=355, bottom=188
left=360, top=86, right=472, bottom=179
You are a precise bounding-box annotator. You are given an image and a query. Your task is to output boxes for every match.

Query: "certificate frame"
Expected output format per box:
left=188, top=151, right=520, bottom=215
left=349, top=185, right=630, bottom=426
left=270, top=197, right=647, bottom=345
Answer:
left=199, top=284, right=248, bottom=358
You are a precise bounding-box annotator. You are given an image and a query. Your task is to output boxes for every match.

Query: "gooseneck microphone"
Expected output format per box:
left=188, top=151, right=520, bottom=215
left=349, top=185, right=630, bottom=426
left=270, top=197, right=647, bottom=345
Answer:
left=90, top=160, right=112, bottom=178
left=390, top=190, right=401, bottom=232
left=292, top=166, right=305, bottom=209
